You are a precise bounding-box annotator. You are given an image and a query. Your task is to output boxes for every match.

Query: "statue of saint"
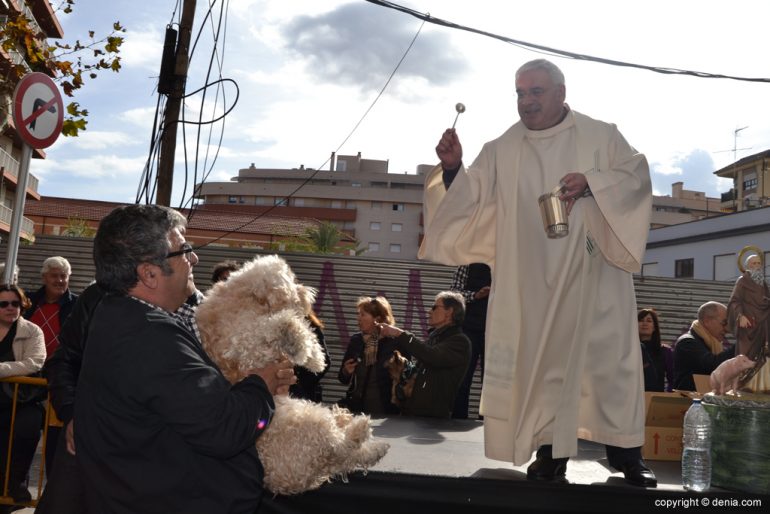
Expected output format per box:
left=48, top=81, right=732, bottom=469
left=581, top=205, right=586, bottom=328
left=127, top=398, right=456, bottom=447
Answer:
left=726, top=251, right=770, bottom=392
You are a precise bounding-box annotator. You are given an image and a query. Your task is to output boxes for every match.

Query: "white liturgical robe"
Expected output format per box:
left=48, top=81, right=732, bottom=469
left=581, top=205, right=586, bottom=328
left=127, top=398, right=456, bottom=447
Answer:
left=419, top=109, right=652, bottom=465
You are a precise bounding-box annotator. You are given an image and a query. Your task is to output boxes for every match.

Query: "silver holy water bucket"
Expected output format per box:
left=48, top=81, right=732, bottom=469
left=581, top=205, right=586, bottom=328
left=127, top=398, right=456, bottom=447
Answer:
left=538, top=192, right=568, bottom=239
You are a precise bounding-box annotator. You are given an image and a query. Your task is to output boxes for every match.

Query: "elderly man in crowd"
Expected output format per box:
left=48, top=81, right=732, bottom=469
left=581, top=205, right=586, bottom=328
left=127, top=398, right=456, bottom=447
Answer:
left=74, top=204, right=294, bottom=514
left=377, top=291, right=471, bottom=418
left=24, top=256, right=78, bottom=358
left=24, top=256, right=78, bottom=475
left=673, top=301, right=735, bottom=391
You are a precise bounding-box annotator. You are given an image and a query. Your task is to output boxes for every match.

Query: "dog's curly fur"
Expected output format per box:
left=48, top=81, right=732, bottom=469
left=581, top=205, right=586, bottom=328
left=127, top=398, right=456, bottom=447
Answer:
left=196, top=255, right=389, bottom=495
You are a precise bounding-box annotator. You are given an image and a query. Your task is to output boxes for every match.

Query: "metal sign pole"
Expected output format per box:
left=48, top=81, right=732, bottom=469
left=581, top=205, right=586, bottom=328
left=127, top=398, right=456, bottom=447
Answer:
left=3, top=143, right=32, bottom=284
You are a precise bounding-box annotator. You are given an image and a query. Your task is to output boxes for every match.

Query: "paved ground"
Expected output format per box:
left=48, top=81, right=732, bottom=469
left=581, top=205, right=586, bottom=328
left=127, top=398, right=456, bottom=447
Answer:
left=369, top=416, right=687, bottom=490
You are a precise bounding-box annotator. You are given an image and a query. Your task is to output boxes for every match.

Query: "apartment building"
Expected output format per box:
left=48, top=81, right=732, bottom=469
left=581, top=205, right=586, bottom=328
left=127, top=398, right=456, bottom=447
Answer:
left=0, top=0, right=59, bottom=243
left=650, top=181, right=722, bottom=228
left=714, top=149, right=770, bottom=212
left=195, top=153, right=429, bottom=259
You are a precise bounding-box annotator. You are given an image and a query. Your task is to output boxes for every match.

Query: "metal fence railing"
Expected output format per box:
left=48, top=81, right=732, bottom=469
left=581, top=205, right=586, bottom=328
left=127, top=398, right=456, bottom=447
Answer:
left=0, top=375, right=58, bottom=510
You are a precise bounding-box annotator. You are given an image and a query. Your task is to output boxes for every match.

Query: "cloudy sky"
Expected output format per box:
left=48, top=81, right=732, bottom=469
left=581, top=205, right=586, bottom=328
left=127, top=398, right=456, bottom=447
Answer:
left=28, top=0, right=770, bottom=207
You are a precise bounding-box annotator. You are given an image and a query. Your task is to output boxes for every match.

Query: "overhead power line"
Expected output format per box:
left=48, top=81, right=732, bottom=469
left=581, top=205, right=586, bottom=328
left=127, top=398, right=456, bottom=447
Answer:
left=365, top=0, right=770, bottom=84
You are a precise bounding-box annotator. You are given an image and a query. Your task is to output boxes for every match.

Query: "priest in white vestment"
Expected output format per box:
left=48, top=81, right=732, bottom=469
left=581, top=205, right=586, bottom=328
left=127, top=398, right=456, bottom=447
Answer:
left=420, top=59, right=656, bottom=487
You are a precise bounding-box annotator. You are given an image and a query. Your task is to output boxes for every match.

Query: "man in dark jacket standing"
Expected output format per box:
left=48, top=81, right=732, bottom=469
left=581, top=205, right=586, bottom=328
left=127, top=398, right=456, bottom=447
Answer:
left=74, top=205, right=295, bottom=514
left=378, top=291, right=471, bottom=418
left=450, top=263, right=491, bottom=418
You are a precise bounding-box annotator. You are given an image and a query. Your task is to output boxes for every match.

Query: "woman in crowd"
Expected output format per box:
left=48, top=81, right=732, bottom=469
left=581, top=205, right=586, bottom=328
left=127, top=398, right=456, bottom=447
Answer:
left=638, top=308, right=674, bottom=392
left=0, top=284, right=46, bottom=503
left=338, top=296, right=405, bottom=416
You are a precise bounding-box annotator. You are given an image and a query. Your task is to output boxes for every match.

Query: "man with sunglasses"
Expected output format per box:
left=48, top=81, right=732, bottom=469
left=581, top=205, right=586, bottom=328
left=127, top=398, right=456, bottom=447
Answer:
left=377, top=291, right=471, bottom=418
left=73, top=204, right=295, bottom=514
left=673, top=301, right=735, bottom=391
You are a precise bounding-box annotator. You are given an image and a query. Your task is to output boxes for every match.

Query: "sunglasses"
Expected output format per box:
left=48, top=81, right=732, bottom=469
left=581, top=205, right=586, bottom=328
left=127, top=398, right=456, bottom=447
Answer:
left=0, top=300, right=21, bottom=309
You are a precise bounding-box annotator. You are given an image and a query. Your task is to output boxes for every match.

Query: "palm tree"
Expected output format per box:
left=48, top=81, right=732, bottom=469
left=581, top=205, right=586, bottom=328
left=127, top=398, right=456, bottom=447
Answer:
left=303, top=221, right=342, bottom=254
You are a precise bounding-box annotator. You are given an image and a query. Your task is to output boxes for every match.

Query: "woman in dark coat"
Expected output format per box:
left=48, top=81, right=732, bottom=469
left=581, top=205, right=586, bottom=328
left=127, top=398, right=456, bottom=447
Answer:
left=638, top=308, right=674, bottom=392
left=338, top=296, right=405, bottom=416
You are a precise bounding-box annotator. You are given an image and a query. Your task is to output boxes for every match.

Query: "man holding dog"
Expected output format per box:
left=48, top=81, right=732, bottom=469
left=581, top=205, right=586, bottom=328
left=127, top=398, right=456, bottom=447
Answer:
left=420, top=59, right=656, bottom=486
left=377, top=291, right=471, bottom=418
left=74, top=204, right=295, bottom=514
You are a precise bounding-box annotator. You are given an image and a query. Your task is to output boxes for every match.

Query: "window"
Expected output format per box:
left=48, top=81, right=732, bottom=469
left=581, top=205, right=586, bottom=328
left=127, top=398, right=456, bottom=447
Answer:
left=331, top=200, right=343, bottom=208
left=336, top=160, right=347, bottom=172
left=371, top=201, right=382, bottom=209
left=369, top=222, right=381, bottom=230
left=228, top=196, right=237, bottom=204
left=391, top=223, right=402, bottom=232
left=274, top=198, right=288, bottom=206
left=294, top=198, right=304, bottom=207
left=368, top=242, right=380, bottom=252
left=675, top=258, right=694, bottom=278
left=743, top=177, right=758, bottom=190
left=352, top=182, right=362, bottom=188
left=389, top=244, right=401, bottom=253
left=392, top=203, right=404, bottom=211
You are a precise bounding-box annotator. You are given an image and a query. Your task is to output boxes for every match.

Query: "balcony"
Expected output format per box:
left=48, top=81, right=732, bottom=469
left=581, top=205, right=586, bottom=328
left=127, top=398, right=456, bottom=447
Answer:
left=0, top=146, right=39, bottom=195
left=0, top=203, right=35, bottom=240
left=720, top=190, right=736, bottom=202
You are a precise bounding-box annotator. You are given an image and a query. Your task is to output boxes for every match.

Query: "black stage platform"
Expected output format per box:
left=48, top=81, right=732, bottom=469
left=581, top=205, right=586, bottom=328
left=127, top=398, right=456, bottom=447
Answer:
left=262, top=417, right=768, bottom=514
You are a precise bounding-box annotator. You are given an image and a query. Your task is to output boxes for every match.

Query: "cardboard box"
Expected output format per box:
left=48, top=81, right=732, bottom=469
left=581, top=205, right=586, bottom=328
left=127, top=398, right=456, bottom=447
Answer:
left=641, top=375, right=710, bottom=461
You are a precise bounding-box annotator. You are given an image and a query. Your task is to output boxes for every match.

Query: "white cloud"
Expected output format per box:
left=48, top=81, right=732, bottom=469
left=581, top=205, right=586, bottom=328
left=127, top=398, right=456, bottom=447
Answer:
left=70, top=131, right=139, bottom=150
left=120, top=107, right=159, bottom=127
left=653, top=163, right=684, bottom=176
left=120, top=26, right=164, bottom=72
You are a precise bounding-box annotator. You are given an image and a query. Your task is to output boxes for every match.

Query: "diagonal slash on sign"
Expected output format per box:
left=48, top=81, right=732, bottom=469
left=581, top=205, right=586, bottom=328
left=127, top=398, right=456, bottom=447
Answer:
left=22, top=96, right=58, bottom=130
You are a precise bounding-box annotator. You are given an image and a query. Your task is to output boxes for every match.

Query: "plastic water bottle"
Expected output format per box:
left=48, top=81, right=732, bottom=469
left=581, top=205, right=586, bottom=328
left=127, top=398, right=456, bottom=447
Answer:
left=681, top=398, right=711, bottom=492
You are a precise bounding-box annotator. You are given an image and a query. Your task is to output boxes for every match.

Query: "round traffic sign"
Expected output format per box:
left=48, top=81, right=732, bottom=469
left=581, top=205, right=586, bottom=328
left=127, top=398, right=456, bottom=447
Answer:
left=12, top=72, right=64, bottom=149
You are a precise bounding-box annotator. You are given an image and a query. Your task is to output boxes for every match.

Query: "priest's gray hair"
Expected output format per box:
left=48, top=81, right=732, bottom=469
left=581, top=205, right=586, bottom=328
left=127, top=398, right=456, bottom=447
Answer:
left=516, top=59, right=565, bottom=86
left=436, top=290, right=465, bottom=326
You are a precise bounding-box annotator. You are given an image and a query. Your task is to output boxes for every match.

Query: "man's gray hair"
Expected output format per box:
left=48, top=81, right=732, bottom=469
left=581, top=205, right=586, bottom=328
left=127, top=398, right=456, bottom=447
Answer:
left=516, top=59, right=565, bottom=86
left=437, top=290, right=465, bottom=326
left=94, top=204, right=187, bottom=295
left=697, top=301, right=726, bottom=323
left=41, top=256, right=71, bottom=276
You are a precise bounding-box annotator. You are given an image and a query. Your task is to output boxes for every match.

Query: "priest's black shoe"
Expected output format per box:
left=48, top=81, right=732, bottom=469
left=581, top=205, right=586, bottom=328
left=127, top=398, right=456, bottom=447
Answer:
left=526, top=445, right=569, bottom=483
left=614, top=460, right=658, bottom=488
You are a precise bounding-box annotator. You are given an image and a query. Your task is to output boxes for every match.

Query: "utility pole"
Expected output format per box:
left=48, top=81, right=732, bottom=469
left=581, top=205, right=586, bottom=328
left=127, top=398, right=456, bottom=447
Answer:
left=156, top=0, right=197, bottom=206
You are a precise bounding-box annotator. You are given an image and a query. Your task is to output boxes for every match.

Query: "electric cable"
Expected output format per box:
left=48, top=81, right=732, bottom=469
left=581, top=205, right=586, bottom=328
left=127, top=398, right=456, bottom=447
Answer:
left=364, top=0, right=770, bottom=83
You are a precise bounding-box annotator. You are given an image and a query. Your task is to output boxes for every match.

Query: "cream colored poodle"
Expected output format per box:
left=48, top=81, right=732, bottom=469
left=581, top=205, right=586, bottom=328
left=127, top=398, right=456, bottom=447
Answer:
left=196, top=254, right=389, bottom=495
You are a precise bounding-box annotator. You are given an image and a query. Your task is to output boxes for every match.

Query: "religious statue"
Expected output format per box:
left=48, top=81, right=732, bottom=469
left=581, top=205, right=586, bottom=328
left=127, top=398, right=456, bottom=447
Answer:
left=725, top=246, right=770, bottom=392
